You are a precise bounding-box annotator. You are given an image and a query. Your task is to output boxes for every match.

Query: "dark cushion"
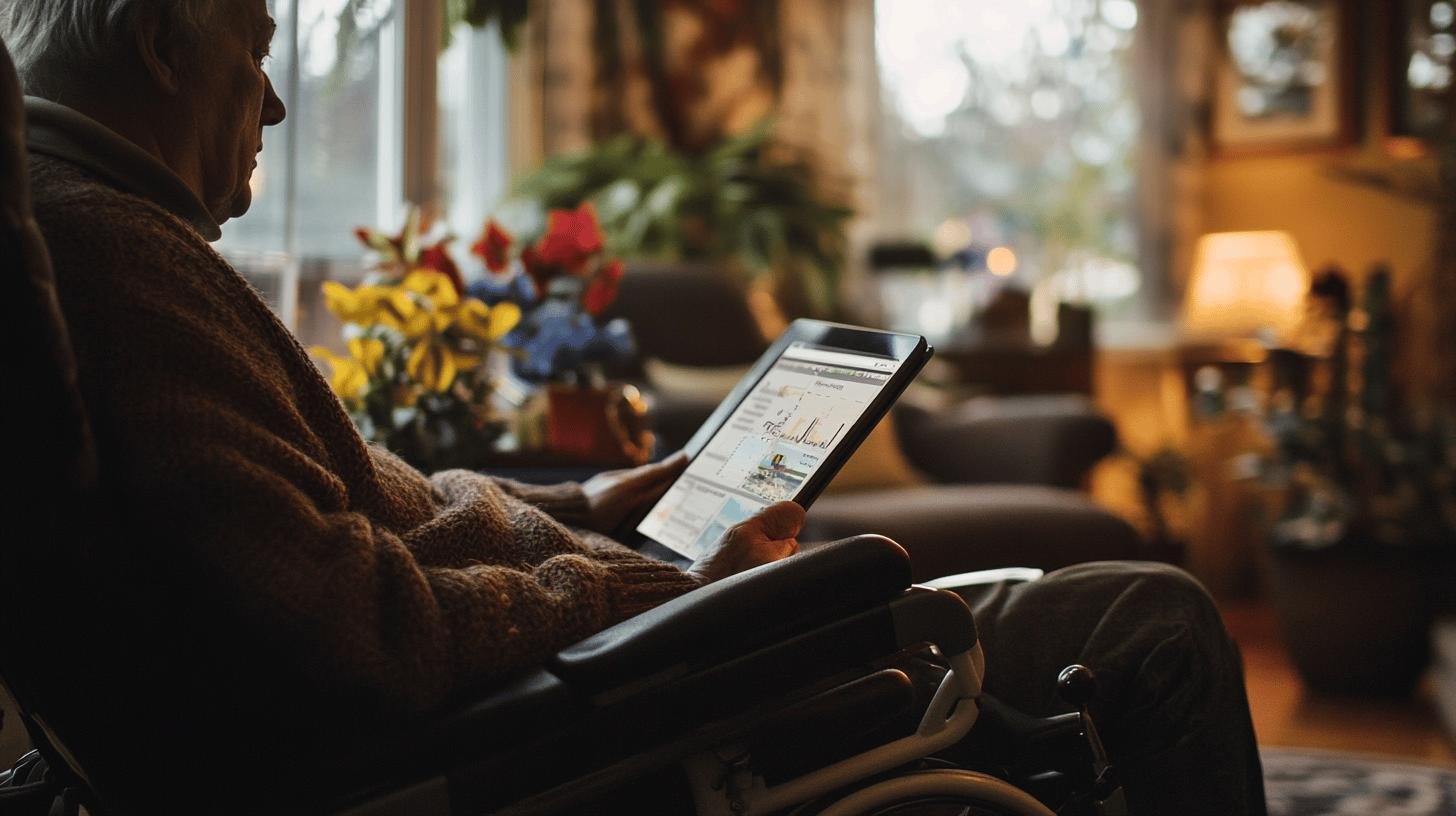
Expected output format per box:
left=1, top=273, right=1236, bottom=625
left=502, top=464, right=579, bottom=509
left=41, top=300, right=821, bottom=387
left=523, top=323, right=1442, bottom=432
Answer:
left=893, top=395, right=1116, bottom=489
left=804, top=485, right=1143, bottom=582
left=603, top=264, right=769, bottom=373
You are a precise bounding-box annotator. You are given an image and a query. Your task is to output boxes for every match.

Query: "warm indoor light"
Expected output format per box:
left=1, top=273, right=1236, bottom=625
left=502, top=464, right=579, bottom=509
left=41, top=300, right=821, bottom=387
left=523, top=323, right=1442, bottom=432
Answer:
left=1182, top=231, right=1309, bottom=343
left=986, top=246, right=1017, bottom=276
left=932, top=218, right=973, bottom=256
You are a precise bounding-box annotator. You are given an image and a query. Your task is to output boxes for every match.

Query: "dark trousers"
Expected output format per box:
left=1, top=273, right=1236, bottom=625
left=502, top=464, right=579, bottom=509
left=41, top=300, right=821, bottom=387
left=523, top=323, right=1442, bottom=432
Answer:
left=953, top=561, right=1269, bottom=815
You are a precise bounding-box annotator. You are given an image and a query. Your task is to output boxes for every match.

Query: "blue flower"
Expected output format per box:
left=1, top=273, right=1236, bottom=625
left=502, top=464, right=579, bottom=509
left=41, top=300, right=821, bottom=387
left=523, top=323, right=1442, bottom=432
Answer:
left=467, top=270, right=536, bottom=308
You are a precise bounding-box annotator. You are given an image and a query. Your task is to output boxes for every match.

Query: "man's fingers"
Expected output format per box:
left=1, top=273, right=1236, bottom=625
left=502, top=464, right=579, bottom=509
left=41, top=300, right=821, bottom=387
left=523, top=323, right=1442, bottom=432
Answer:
left=754, top=501, right=806, bottom=540
left=623, top=451, right=689, bottom=489
left=632, top=474, right=679, bottom=507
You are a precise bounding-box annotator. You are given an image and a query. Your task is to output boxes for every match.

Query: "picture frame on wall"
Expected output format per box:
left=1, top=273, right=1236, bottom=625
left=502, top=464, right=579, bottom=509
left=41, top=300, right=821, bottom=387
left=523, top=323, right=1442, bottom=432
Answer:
left=1212, top=0, right=1356, bottom=154
left=1388, top=0, right=1455, bottom=142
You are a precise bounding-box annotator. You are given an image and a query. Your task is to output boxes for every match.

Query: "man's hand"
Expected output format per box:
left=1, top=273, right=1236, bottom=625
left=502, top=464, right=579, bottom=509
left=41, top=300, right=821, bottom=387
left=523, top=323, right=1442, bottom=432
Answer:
left=689, top=501, right=804, bottom=583
left=580, top=451, right=689, bottom=534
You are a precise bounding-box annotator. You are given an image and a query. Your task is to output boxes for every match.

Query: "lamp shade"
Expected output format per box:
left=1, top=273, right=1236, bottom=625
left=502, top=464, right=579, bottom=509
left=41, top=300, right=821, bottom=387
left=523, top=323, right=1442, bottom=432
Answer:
left=1182, top=231, right=1310, bottom=342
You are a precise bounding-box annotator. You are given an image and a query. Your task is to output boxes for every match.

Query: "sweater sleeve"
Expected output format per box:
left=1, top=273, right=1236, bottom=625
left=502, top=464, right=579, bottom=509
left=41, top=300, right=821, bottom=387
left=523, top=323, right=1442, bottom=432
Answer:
left=488, top=477, right=592, bottom=528
left=363, top=439, right=592, bottom=528
left=44, top=197, right=700, bottom=714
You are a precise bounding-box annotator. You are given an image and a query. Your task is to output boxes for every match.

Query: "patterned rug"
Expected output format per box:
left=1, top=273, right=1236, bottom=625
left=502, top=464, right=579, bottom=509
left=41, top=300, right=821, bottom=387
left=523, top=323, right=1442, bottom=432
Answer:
left=1263, top=748, right=1456, bottom=816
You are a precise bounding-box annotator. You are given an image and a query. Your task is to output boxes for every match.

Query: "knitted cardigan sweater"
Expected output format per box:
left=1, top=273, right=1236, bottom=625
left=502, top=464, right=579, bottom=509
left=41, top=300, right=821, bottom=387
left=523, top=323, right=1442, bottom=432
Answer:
left=25, top=100, right=700, bottom=718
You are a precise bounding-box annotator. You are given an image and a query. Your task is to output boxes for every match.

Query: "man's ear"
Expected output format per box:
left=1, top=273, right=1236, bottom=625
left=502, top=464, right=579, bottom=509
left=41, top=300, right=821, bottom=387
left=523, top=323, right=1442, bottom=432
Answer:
left=133, top=8, right=185, bottom=95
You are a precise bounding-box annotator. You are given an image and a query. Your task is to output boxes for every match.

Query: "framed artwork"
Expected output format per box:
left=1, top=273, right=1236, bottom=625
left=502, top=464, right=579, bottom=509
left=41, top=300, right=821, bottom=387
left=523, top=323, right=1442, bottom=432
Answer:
left=1388, top=0, right=1455, bottom=141
left=1212, top=0, right=1356, bottom=154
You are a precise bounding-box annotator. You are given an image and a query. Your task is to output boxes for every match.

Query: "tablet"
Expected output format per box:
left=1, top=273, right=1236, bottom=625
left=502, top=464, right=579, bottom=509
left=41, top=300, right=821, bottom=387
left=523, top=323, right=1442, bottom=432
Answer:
left=627, top=320, right=931, bottom=563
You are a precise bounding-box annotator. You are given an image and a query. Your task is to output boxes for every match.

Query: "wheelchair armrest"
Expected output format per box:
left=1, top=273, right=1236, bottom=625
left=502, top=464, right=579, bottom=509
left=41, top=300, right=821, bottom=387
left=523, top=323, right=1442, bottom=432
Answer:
left=922, top=567, right=1045, bottom=591
left=551, top=535, right=912, bottom=695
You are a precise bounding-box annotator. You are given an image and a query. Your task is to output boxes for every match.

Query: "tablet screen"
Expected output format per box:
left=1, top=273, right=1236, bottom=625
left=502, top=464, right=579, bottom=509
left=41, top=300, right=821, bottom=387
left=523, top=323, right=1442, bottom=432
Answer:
left=636, top=341, right=904, bottom=560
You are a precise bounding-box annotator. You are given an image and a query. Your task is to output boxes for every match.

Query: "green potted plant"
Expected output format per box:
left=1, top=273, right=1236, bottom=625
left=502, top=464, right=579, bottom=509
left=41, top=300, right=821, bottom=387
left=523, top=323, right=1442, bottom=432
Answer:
left=500, top=119, right=853, bottom=317
left=1248, top=269, right=1456, bottom=696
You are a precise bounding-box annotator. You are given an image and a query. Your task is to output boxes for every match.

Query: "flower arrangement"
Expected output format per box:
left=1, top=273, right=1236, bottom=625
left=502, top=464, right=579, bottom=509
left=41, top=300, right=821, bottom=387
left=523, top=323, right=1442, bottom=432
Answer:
left=466, top=202, right=636, bottom=384
left=311, top=208, right=521, bottom=470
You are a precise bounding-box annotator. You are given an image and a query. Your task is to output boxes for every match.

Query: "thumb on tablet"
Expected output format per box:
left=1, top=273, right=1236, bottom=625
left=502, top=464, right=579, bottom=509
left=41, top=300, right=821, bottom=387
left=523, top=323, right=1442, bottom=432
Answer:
left=689, top=501, right=804, bottom=583
left=751, top=501, right=806, bottom=540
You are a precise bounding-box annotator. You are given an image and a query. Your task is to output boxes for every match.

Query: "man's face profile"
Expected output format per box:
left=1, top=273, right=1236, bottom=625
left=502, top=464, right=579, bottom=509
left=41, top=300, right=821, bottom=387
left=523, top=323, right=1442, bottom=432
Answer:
left=188, top=0, right=286, bottom=222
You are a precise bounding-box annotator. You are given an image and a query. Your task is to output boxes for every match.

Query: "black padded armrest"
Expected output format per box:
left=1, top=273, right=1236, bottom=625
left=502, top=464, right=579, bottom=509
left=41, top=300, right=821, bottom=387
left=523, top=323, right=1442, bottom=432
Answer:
left=551, top=535, right=911, bottom=695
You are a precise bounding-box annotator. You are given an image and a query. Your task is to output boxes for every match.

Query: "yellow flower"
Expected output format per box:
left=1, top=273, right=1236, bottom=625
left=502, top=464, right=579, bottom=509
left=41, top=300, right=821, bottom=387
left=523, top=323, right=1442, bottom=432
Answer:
left=453, top=299, right=521, bottom=344
left=401, top=269, right=459, bottom=309
left=321, top=281, right=416, bottom=331
left=310, top=346, right=369, bottom=403
left=348, top=336, right=386, bottom=377
left=399, top=302, right=451, bottom=342
left=322, top=276, right=516, bottom=396
left=407, top=337, right=458, bottom=393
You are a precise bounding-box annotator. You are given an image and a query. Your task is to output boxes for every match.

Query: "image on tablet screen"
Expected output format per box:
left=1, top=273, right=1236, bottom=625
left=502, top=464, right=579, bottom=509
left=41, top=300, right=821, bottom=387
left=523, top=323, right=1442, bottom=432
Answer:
left=637, top=342, right=902, bottom=560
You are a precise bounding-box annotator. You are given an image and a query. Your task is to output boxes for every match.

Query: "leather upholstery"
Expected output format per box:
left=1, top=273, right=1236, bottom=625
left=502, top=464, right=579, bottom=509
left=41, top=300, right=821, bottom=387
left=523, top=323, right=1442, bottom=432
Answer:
left=552, top=535, right=911, bottom=693
left=893, top=395, right=1117, bottom=489
left=603, top=264, right=771, bottom=374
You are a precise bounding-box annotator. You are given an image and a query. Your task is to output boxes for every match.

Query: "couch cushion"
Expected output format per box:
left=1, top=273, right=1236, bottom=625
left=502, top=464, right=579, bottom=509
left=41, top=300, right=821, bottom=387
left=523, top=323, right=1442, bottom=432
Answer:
left=893, top=395, right=1116, bottom=488
left=804, top=485, right=1142, bottom=582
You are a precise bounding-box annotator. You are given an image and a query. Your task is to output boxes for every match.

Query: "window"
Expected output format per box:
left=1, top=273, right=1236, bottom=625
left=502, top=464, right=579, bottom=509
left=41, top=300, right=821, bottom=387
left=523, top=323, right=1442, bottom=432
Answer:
left=439, top=21, right=512, bottom=241
left=218, top=0, right=511, bottom=346
left=873, top=0, right=1143, bottom=342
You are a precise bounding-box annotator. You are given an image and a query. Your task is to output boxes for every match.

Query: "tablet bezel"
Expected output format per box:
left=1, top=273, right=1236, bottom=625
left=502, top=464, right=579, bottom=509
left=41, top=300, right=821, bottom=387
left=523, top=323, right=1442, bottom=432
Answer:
left=620, top=319, right=932, bottom=556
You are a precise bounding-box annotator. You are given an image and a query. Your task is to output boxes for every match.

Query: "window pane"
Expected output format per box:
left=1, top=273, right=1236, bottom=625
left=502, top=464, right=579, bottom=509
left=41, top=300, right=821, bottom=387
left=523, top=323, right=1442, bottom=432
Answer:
left=439, top=21, right=511, bottom=242
left=219, top=0, right=293, bottom=253
left=292, top=0, right=401, bottom=257
left=218, top=0, right=402, bottom=345
left=219, top=0, right=402, bottom=260
left=873, top=0, right=1142, bottom=334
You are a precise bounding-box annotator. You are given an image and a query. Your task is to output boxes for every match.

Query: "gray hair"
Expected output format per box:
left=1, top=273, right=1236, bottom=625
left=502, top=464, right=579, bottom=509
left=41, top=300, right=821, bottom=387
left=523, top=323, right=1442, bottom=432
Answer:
left=0, top=0, right=219, bottom=94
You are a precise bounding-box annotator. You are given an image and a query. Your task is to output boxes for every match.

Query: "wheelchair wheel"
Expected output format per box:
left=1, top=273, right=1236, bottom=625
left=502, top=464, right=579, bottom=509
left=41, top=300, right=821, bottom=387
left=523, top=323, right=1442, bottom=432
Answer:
left=810, top=769, right=1057, bottom=816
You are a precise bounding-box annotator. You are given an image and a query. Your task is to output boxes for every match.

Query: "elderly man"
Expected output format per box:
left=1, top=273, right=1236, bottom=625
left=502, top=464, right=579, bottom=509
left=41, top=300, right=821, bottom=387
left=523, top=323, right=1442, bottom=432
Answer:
left=1, top=0, right=1267, bottom=813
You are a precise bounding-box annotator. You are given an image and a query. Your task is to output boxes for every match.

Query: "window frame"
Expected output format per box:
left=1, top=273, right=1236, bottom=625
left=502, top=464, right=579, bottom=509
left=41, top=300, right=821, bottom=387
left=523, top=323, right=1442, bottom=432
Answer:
left=233, top=0, right=508, bottom=260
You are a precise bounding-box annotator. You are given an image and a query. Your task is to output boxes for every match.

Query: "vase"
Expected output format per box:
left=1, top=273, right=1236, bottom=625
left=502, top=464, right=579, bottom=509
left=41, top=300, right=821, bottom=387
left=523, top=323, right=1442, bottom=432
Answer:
left=545, top=383, right=653, bottom=467
left=1264, top=543, right=1440, bottom=697
left=389, top=415, right=507, bottom=474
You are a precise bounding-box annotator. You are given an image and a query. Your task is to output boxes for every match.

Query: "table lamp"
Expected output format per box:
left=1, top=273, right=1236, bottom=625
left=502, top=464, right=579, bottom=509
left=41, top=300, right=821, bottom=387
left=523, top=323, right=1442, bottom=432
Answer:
left=1182, top=231, right=1310, bottom=345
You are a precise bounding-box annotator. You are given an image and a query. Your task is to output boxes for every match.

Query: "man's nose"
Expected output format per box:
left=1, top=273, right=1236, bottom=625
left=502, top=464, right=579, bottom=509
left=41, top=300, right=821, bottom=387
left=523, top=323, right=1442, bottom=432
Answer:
left=262, top=74, right=286, bottom=127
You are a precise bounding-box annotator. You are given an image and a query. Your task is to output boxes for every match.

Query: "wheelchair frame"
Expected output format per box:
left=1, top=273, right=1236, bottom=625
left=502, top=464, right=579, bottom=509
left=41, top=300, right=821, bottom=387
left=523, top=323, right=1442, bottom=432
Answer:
left=3, top=544, right=1089, bottom=816
left=310, top=550, right=1077, bottom=816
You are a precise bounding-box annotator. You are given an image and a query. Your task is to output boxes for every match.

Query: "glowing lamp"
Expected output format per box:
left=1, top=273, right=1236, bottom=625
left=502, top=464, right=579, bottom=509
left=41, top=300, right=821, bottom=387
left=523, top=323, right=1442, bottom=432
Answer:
left=1182, top=231, right=1309, bottom=343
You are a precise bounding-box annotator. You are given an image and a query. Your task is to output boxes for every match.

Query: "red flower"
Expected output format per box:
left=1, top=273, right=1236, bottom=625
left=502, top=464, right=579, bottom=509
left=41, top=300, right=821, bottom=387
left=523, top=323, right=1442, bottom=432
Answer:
left=471, top=220, right=514, bottom=273
left=419, top=240, right=465, bottom=295
left=520, top=245, right=555, bottom=294
left=536, top=202, right=605, bottom=275
left=582, top=259, right=624, bottom=315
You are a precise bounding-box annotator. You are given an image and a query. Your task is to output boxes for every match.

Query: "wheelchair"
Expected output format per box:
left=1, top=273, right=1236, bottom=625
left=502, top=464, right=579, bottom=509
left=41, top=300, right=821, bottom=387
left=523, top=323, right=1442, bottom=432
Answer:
left=2, top=535, right=1128, bottom=816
